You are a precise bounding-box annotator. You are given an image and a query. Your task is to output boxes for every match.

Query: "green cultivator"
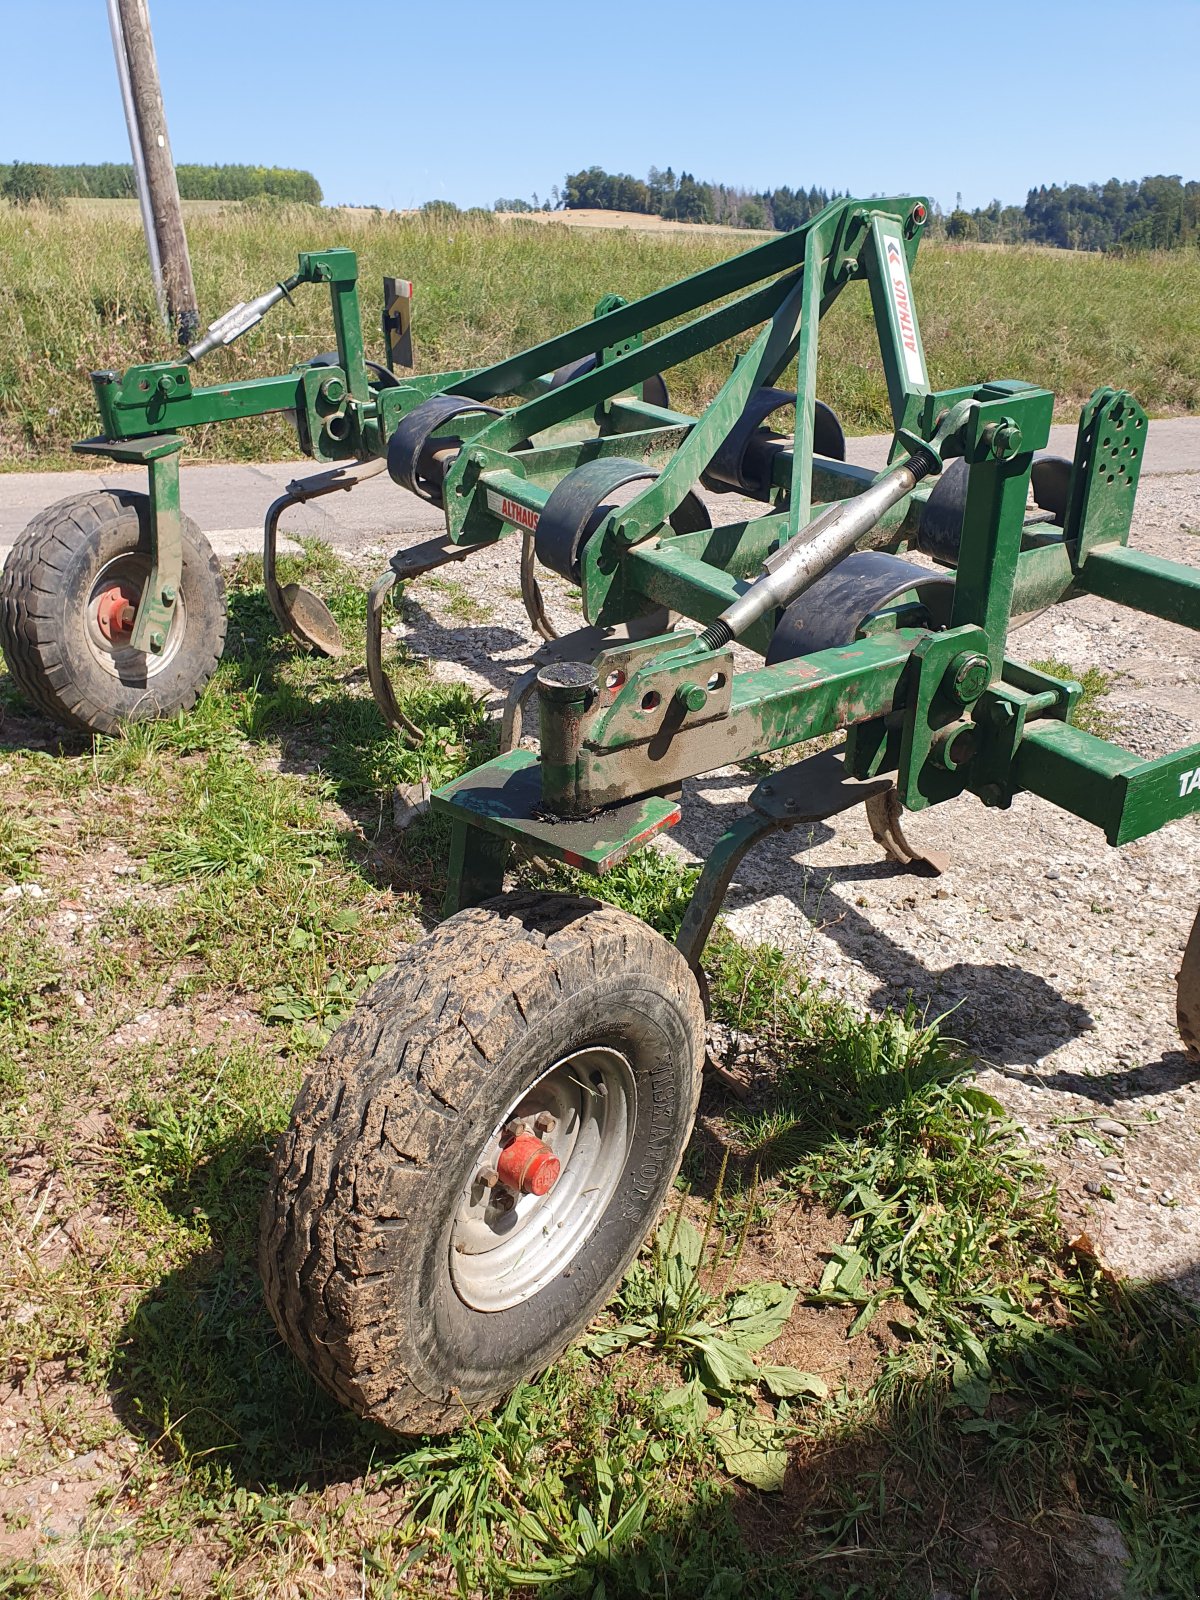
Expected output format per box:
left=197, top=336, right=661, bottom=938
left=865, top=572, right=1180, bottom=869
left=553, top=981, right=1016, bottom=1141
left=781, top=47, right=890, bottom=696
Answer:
left=5, top=196, right=1199, bottom=1434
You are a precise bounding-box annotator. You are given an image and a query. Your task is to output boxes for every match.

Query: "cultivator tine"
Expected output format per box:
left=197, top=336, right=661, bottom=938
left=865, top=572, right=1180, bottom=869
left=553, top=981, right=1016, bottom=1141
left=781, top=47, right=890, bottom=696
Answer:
left=864, top=786, right=950, bottom=876
left=1179, top=909, right=1200, bottom=1061
left=262, top=459, right=386, bottom=657
left=520, top=530, right=557, bottom=643
left=364, top=569, right=421, bottom=744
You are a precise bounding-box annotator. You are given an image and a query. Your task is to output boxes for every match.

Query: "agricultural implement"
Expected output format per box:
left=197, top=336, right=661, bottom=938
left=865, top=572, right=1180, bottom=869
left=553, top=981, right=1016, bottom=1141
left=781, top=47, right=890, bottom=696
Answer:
left=251, top=196, right=1200, bottom=1436
left=0, top=250, right=698, bottom=737
left=3, top=195, right=1195, bottom=1433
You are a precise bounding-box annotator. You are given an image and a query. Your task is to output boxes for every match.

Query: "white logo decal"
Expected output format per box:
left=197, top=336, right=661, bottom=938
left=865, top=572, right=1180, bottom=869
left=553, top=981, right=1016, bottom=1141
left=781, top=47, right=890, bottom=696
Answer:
left=885, top=235, right=927, bottom=389
left=1179, top=767, right=1200, bottom=799
left=485, top=488, right=539, bottom=531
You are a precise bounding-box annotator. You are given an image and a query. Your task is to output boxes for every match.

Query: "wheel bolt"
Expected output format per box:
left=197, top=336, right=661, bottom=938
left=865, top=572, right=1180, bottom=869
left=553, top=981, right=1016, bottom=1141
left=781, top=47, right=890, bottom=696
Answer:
left=476, top=1167, right=500, bottom=1190
left=492, top=1188, right=517, bottom=1213
left=161, top=585, right=177, bottom=605
left=532, top=1111, right=557, bottom=1136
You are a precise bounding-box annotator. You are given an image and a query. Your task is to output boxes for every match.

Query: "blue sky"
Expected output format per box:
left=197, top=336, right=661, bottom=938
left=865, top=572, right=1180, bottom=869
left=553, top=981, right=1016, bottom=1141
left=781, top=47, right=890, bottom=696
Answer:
left=2, top=0, right=1198, bottom=212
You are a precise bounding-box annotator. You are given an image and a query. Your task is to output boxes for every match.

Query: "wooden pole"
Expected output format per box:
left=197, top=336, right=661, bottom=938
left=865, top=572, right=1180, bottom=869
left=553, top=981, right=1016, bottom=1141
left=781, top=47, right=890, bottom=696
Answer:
left=113, top=0, right=199, bottom=342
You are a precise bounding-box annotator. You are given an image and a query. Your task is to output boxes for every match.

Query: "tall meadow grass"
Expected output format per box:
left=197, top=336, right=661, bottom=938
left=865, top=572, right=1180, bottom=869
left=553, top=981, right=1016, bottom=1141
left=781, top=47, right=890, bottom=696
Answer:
left=2, top=201, right=1198, bottom=467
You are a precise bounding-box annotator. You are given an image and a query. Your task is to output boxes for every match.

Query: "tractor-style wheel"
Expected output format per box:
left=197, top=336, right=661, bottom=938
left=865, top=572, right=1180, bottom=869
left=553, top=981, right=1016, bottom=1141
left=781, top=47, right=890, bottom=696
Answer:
left=259, top=892, right=705, bottom=1436
left=0, top=490, right=226, bottom=735
left=1179, top=908, right=1200, bottom=1061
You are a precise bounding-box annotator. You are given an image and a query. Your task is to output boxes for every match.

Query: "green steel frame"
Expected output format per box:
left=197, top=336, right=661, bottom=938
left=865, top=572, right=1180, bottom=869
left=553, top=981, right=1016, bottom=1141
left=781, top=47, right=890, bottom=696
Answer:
left=71, top=198, right=1200, bottom=960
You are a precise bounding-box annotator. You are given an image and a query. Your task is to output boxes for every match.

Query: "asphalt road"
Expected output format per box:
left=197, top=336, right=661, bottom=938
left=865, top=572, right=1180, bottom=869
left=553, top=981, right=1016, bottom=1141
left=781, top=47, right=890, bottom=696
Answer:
left=3, top=417, right=1199, bottom=565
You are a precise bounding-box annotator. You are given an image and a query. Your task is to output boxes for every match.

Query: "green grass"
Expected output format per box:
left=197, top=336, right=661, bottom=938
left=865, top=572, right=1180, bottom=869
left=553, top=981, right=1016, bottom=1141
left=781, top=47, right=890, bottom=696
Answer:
left=2, top=543, right=1199, bottom=1596
left=3, top=205, right=1200, bottom=467
left=1030, top=657, right=1118, bottom=738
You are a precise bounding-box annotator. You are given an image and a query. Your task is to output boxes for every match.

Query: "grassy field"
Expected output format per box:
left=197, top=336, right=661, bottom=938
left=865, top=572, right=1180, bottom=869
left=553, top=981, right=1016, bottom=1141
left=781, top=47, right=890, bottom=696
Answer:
left=3, top=543, right=1200, bottom=1597
left=3, top=203, right=1200, bottom=468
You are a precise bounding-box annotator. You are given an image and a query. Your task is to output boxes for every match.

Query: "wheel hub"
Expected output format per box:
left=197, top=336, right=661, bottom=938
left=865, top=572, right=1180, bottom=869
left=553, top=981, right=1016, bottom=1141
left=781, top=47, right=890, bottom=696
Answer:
left=449, top=1044, right=636, bottom=1313
left=496, top=1129, right=561, bottom=1195
left=95, top=583, right=138, bottom=644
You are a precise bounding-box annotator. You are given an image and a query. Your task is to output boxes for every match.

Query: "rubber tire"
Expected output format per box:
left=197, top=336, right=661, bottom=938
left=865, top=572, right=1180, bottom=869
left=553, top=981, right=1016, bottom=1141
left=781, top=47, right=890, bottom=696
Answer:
left=1179, top=908, right=1200, bottom=1062
left=0, top=489, right=226, bottom=735
left=259, top=891, right=705, bottom=1436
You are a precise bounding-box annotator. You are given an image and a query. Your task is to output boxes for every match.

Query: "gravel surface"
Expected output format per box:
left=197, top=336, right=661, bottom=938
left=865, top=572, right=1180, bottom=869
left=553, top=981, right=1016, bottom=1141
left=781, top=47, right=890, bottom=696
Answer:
left=344, top=474, right=1200, bottom=1294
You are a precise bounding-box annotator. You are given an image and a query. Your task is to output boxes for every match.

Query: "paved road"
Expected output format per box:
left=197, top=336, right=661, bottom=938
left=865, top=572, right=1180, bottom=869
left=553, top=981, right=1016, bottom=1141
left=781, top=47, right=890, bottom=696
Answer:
left=3, top=416, right=1199, bottom=564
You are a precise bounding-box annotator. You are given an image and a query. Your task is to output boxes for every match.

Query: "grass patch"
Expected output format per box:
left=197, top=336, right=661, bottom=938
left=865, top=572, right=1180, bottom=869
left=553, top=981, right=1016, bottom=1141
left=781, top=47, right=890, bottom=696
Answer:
left=4, top=206, right=1200, bottom=469
left=1, top=556, right=1197, bottom=1596
left=1030, top=657, right=1117, bottom=738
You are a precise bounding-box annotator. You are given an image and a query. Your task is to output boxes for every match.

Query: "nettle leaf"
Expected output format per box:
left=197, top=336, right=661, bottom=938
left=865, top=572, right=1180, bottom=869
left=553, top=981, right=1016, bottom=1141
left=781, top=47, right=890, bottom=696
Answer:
left=759, top=1364, right=827, bottom=1400
left=265, top=996, right=315, bottom=1022
left=901, top=1273, right=933, bottom=1311
left=955, top=1085, right=1007, bottom=1118
left=662, top=1379, right=710, bottom=1431
left=709, top=1409, right=789, bottom=1491
left=583, top=1321, right=655, bottom=1357
left=817, top=1245, right=869, bottom=1298
left=658, top=1215, right=704, bottom=1272
left=691, top=1333, right=762, bottom=1394
left=951, top=1356, right=993, bottom=1416
left=722, top=1283, right=797, bottom=1351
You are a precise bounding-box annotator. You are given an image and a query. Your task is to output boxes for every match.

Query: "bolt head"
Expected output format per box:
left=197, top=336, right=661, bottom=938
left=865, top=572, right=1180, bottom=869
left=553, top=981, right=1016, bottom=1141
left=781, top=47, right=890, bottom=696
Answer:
left=532, top=1111, right=557, bottom=1136
left=161, top=585, right=176, bottom=605
left=678, top=684, right=708, bottom=714
left=476, top=1167, right=500, bottom=1189
left=148, top=629, right=165, bottom=653
left=949, top=652, right=990, bottom=705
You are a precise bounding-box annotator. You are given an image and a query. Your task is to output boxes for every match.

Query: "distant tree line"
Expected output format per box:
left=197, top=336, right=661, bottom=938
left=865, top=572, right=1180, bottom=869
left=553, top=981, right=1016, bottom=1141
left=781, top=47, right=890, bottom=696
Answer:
left=937, top=176, right=1200, bottom=251
left=544, top=166, right=844, bottom=230
left=494, top=166, right=1200, bottom=251
left=0, top=162, right=322, bottom=205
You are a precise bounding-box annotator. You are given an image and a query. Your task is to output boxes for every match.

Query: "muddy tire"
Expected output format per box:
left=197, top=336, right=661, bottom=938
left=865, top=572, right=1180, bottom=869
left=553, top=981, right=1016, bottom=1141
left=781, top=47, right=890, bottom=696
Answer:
left=1179, top=908, right=1200, bottom=1061
left=259, top=892, right=705, bottom=1436
left=0, top=489, right=226, bottom=735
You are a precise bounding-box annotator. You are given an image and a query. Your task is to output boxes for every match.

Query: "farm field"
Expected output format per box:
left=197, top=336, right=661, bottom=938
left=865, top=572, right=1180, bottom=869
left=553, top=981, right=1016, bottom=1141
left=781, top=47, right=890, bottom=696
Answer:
left=2, top=204, right=1200, bottom=469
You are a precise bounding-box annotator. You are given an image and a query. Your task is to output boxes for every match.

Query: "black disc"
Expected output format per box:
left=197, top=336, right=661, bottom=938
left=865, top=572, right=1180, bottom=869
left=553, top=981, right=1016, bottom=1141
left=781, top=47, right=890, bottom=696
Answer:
left=766, top=550, right=955, bottom=662
left=534, top=457, right=710, bottom=584
left=549, top=353, right=670, bottom=411
left=387, top=394, right=501, bottom=504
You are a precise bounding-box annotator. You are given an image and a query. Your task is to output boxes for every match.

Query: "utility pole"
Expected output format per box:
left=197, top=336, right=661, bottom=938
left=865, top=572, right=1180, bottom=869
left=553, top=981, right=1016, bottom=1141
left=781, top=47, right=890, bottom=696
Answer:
left=107, top=0, right=199, bottom=343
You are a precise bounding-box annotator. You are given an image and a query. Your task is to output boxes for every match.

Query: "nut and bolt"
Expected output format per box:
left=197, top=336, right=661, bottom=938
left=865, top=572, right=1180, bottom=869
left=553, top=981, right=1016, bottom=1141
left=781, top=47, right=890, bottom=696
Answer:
left=161, top=585, right=177, bottom=605
left=148, top=629, right=166, bottom=654
left=532, top=1111, right=557, bottom=1136
left=491, top=1188, right=517, bottom=1213
left=476, top=1167, right=500, bottom=1190
left=676, top=683, right=708, bottom=714
left=947, top=651, right=991, bottom=706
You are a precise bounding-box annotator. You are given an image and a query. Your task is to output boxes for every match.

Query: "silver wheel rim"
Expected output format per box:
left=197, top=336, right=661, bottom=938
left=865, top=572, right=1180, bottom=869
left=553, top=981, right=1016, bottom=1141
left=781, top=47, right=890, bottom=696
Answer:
left=84, top=553, right=186, bottom=681
left=450, top=1045, right=636, bottom=1312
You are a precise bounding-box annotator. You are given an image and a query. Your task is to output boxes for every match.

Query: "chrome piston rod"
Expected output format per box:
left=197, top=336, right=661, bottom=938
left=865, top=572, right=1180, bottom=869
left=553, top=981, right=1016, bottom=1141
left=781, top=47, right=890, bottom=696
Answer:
left=698, top=445, right=940, bottom=650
